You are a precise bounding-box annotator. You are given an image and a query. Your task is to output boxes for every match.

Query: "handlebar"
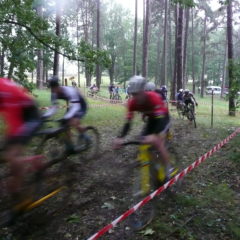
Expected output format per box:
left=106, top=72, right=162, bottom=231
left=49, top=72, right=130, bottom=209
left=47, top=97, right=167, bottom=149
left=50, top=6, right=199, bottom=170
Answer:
left=122, top=140, right=142, bottom=146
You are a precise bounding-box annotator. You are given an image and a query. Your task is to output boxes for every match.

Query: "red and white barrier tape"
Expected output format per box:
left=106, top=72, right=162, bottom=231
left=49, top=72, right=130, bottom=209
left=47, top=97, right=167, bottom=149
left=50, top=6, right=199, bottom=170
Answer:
left=86, top=127, right=240, bottom=240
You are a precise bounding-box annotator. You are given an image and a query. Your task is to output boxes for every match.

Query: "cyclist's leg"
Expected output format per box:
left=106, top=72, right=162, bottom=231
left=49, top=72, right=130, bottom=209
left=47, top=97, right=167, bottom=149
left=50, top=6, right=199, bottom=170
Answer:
left=4, top=105, right=42, bottom=195
left=4, top=143, right=25, bottom=196
left=141, top=116, right=171, bottom=167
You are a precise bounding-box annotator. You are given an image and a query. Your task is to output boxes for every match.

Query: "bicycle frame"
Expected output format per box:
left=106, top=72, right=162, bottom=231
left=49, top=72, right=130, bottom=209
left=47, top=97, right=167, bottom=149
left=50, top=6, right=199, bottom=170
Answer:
left=137, top=145, right=151, bottom=195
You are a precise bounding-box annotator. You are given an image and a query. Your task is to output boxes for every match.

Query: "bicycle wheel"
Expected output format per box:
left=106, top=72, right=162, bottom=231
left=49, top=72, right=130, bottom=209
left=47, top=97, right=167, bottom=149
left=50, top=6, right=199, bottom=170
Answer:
left=187, top=104, right=197, bottom=128
left=177, top=104, right=184, bottom=120
left=71, top=126, right=100, bottom=161
left=128, top=164, right=155, bottom=231
left=31, top=133, right=72, bottom=203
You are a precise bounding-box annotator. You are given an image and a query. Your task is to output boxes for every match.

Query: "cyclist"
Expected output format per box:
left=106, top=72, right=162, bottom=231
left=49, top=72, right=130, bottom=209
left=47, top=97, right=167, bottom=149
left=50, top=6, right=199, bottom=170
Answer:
left=144, top=81, right=156, bottom=92
left=113, top=85, right=122, bottom=100
left=155, top=85, right=168, bottom=101
left=114, top=76, right=172, bottom=179
left=0, top=78, right=42, bottom=198
left=175, top=89, right=185, bottom=114
left=183, top=89, right=198, bottom=113
left=44, top=76, right=88, bottom=152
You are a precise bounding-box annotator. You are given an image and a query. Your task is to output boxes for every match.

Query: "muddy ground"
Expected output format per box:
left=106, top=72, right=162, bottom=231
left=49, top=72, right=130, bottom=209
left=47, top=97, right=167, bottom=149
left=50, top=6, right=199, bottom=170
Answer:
left=0, top=118, right=239, bottom=240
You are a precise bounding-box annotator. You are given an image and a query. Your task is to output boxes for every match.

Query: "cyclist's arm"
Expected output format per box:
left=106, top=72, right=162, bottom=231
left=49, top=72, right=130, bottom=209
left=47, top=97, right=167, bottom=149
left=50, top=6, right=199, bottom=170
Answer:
left=117, top=101, right=135, bottom=138
left=191, top=95, right=198, bottom=105
left=118, top=120, right=132, bottom=138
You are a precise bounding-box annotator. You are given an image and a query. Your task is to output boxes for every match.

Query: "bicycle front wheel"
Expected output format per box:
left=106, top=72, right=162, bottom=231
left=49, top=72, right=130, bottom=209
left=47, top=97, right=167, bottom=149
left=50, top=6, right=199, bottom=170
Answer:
left=71, top=126, right=100, bottom=161
left=187, top=105, right=197, bottom=128
left=128, top=165, right=155, bottom=231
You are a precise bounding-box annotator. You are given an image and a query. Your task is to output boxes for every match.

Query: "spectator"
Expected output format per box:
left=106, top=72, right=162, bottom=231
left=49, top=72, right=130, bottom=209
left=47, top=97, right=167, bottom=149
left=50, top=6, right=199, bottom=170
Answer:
left=108, top=83, right=115, bottom=99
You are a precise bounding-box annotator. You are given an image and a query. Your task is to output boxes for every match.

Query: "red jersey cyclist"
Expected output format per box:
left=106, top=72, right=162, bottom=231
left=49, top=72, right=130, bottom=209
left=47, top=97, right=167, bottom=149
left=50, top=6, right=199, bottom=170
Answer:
left=114, top=75, right=172, bottom=178
left=0, top=78, right=42, bottom=198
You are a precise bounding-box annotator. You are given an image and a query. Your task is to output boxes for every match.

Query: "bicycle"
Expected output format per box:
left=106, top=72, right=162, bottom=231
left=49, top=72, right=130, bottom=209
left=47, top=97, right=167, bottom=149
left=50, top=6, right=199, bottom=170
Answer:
left=176, top=101, right=185, bottom=120
left=0, top=120, right=100, bottom=226
left=183, top=103, right=197, bottom=128
left=121, top=135, right=180, bottom=230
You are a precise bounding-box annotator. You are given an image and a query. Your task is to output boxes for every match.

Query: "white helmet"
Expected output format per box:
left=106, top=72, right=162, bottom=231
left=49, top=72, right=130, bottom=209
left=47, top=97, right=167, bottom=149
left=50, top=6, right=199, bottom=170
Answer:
left=179, top=89, right=183, bottom=93
left=128, top=75, right=146, bottom=94
left=145, top=82, right=156, bottom=91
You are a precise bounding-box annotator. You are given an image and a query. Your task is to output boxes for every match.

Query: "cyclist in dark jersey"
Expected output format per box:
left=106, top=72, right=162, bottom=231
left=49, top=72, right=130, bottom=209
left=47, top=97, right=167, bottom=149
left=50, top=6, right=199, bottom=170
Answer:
left=44, top=76, right=88, bottom=152
left=114, top=76, right=172, bottom=176
left=155, top=85, right=168, bottom=101
left=0, top=78, right=41, bottom=196
left=176, top=89, right=184, bottom=102
left=183, top=89, right=198, bottom=113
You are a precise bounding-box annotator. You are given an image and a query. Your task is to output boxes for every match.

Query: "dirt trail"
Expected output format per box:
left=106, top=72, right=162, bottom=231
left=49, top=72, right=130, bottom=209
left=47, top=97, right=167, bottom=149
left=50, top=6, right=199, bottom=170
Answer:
left=0, top=119, right=239, bottom=240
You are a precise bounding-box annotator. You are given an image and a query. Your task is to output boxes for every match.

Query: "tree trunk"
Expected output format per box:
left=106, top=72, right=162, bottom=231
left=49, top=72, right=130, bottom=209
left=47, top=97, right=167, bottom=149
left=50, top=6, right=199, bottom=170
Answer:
left=162, top=0, right=168, bottom=86
left=36, top=4, right=44, bottom=88
left=109, top=53, right=116, bottom=84
left=62, top=55, right=65, bottom=85
left=191, top=8, right=195, bottom=94
left=170, top=4, right=178, bottom=100
left=36, top=49, right=44, bottom=88
left=183, top=7, right=189, bottom=88
left=53, top=2, right=61, bottom=76
left=8, top=57, right=16, bottom=79
left=176, top=6, right=183, bottom=91
left=168, top=4, right=173, bottom=85
left=155, top=22, right=162, bottom=85
left=0, top=46, right=5, bottom=77
left=133, top=0, right=138, bottom=75
left=76, top=12, right=80, bottom=87
left=200, top=13, right=207, bottom=98
left=221, top=36, right=227, bottom=98
left=142, top=0, right=151, bottom=78
left=227, top=0, right=235, bottom=116
left=96, top=0, right=101, bottom=89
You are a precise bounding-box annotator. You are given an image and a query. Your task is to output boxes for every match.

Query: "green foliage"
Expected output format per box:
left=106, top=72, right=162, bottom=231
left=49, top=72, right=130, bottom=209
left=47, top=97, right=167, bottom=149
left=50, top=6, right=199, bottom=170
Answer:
left=0, top=0, right=110, bottom=87
left=171, top=0, right=196, bottom=7
left=226, top=60, right=240, bottom=109
left=218, top=0, right=229, bottom=5
left=78, top=41, right=111, bottom=75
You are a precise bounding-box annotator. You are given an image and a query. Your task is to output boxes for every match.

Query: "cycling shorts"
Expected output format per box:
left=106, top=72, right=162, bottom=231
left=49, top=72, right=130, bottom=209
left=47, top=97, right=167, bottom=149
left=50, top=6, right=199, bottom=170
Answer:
left=141, top=114, right=170, bottom=136
left=6, top=104, right=41, bottom=145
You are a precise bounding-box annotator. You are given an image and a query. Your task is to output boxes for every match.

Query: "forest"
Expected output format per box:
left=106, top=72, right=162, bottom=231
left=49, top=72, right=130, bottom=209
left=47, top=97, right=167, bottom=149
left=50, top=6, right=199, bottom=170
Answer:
left=0, top=1, right=240, bottom=240
left=0, top=0, right=240, bottom=115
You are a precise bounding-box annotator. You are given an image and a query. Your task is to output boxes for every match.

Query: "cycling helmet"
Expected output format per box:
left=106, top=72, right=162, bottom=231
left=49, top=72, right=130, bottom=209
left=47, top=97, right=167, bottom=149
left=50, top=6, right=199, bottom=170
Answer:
left=128, top=75, right=146, bottom=94
left=184, top=89, right=190, bottom=93
left=48, top=76, right=59, bottom=88
left=161, top=85, right=167, bottom=90
left=179, top=89, right=183, bottom=93
left=145, top=82, right=156, bottom=91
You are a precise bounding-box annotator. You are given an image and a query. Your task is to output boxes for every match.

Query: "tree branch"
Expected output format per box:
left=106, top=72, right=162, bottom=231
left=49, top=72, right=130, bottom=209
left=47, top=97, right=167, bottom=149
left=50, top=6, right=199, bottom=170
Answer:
left=2, top=20, right=85, bottom=62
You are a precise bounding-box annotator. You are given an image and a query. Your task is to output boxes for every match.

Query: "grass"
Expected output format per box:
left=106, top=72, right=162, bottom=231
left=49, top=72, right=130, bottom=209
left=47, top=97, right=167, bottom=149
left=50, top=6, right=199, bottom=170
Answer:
left=34, top=88, right=240, bottom=129
left=169, top=94, right=240, bottom=128
left=34, top=89, right=126, bottom=127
